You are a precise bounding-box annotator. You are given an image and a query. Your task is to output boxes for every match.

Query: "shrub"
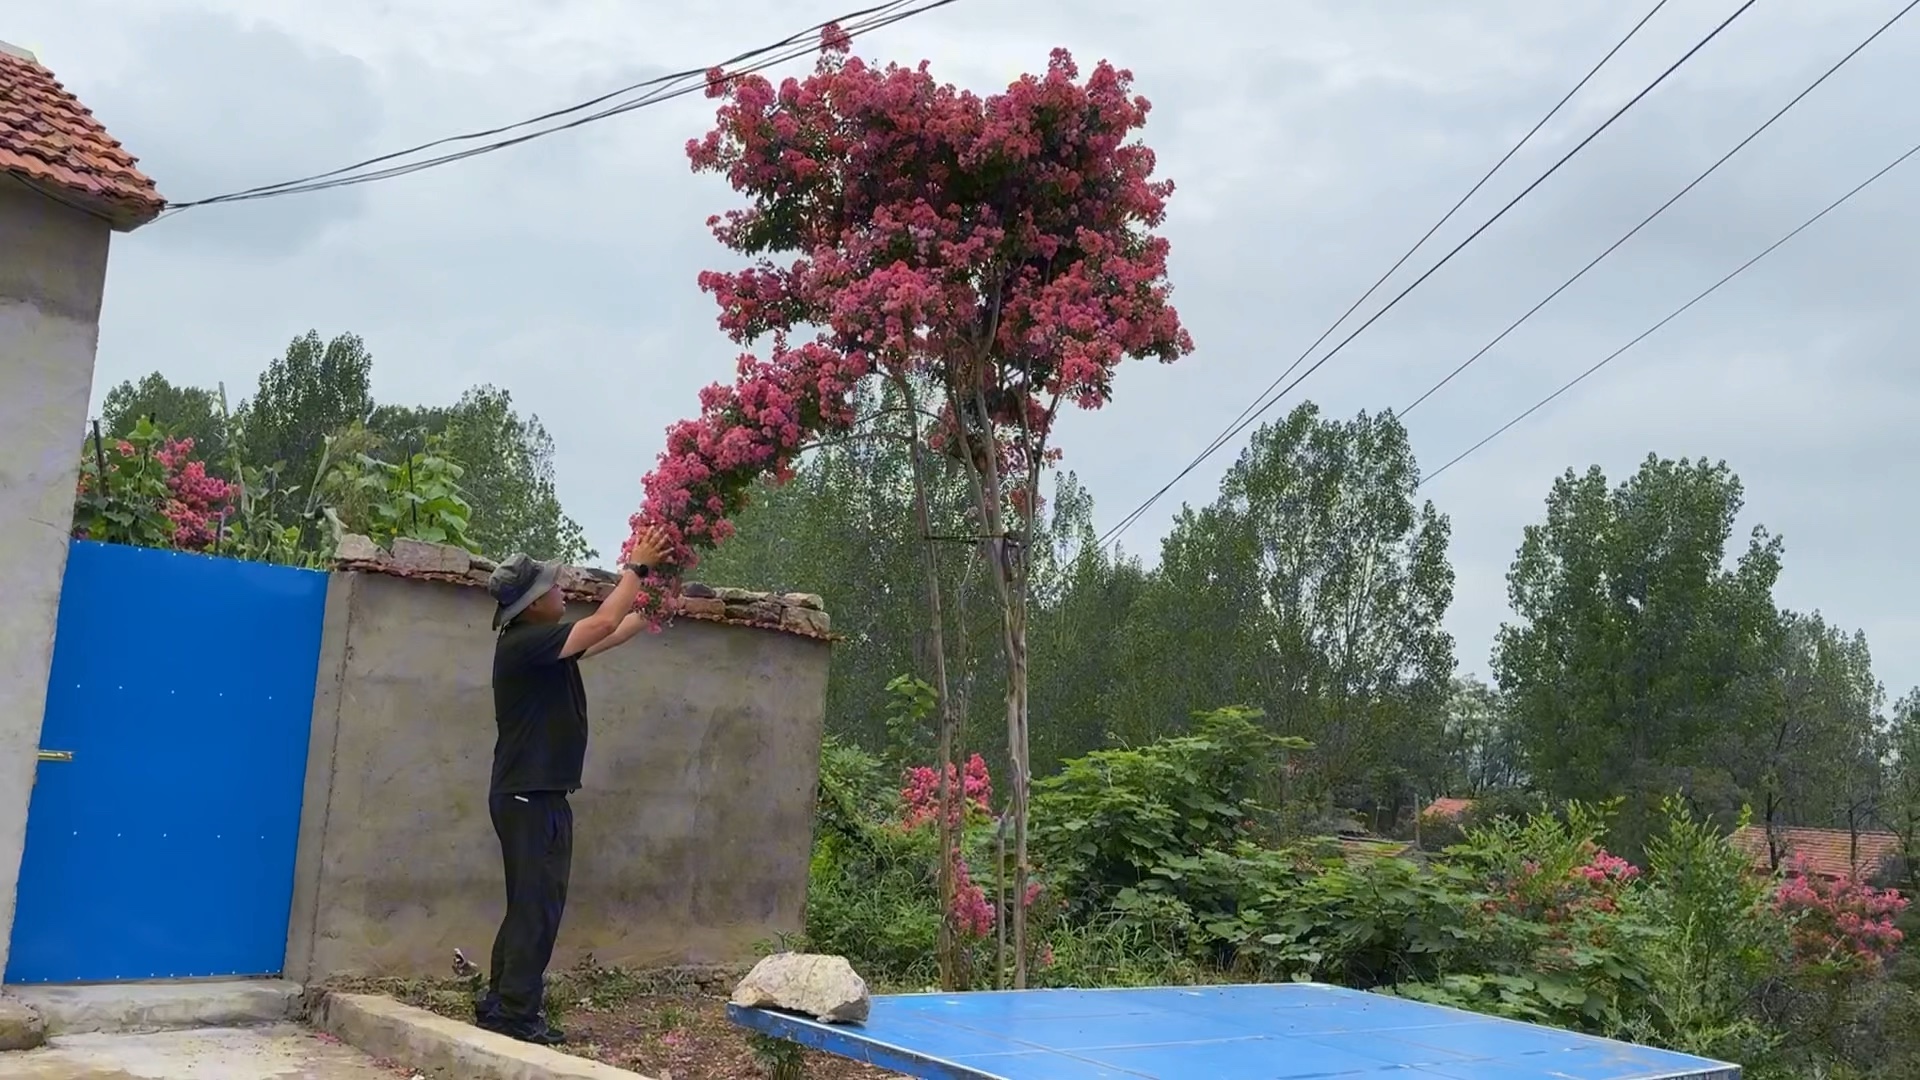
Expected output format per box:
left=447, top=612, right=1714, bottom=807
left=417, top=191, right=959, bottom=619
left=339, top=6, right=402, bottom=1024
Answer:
left=1774, top=857, right=1909, bottom=971
left=74, top=417, right=234, bottom=551
left=1031, top=707, right=1306, bottom=918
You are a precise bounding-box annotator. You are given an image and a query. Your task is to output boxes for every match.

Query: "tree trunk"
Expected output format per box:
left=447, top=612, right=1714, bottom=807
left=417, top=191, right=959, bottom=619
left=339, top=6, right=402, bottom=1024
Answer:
left=898, top=377, right=960, bottom=989
left=1000, top=583, right=1031, bottom=987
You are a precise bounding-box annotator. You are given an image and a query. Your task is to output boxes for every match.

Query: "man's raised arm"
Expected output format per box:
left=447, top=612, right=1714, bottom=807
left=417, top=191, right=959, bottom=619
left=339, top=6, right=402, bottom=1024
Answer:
left=583, top=611, right=648, bottom=659
left=560, top=526, right=671, bottom=658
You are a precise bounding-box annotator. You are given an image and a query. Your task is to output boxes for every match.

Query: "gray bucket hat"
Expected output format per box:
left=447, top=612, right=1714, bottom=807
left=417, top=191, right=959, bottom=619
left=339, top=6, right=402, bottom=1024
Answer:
left=489, top=553, right=560, bottom=630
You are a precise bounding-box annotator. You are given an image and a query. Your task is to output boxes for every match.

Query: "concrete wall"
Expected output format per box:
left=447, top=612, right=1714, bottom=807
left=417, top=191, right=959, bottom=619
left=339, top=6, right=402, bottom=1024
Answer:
left=0, top=185, right=111, bottom=977
left=284, top=570, right=833, bottom=981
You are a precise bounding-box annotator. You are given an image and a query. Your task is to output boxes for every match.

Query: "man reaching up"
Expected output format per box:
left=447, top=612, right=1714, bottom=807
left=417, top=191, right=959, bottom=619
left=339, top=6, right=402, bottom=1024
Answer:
left=474, top=526, right=671, bottom=1044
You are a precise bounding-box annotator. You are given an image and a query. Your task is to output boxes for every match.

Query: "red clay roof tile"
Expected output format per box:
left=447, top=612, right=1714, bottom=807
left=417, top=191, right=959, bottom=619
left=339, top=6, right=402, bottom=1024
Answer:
left=0, top=46, right=163, bottom=229
left=1730, top=825, right=1903, bottom=881
left=1422, top=797, right=1476, bottom=821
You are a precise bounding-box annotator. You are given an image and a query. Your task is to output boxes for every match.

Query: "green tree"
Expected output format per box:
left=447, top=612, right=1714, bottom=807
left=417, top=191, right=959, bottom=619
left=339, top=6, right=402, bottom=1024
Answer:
left=233, top=331, right=375, bottom=485
left=1108, top=403, right=1456, bottom=817
left=100, top=372, right=229, bottom=470
left=369, top=387, right=593, bottom=561
left=1000, top=471, right=1149, bottom=774
left=1880, top=689, right=1920, bottom=891
left=1437, top=676, right=1525, bottom=797
left=1727, top=611, right=1884, bottom=864
left=1493, top=455, right=1784, bottom=853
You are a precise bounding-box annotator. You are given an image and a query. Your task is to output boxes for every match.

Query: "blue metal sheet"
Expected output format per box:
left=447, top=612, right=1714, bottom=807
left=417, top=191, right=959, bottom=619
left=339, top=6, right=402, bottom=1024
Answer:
left=7, top=542, right=329, bottom=983
left=729, top=983, right=1741, bottom=1079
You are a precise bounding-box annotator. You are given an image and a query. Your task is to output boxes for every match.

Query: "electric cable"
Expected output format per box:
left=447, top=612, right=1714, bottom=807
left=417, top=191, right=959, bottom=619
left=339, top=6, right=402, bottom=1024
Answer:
left=1209, top=0, right=1673, bottom=460
left=1400, top=0, right=1919, bottom=416
left=1417, top=135, right=1920, bottom=488
left=161, top=0, right=954, bottom=212
left=1094, top=0, right=1759, bottom=554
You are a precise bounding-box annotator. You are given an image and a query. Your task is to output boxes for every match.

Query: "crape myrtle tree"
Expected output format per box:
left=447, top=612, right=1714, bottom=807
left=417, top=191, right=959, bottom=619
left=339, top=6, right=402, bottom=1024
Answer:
left=621, top=29, right=1193, bottom=986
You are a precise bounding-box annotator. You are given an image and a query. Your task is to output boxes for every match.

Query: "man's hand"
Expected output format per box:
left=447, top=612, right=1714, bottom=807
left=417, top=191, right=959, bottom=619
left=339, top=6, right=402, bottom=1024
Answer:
left=627, top=525, right=672, bottom=574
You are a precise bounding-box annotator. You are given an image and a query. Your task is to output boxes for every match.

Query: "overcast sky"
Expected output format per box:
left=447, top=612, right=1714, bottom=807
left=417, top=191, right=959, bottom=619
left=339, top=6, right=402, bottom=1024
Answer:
left=11, top=0, right=1920, bottom=698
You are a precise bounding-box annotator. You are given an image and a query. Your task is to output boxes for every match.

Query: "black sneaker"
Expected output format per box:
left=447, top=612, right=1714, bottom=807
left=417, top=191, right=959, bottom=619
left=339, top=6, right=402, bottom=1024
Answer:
left=476, top=1013, right=566, bottom=1046
left=526, top=1020, right=566, bottom=1046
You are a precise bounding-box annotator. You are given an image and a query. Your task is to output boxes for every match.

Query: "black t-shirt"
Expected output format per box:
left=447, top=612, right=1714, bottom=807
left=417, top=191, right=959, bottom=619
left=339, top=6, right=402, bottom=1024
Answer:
left=490, top=620, right=589, bottom=796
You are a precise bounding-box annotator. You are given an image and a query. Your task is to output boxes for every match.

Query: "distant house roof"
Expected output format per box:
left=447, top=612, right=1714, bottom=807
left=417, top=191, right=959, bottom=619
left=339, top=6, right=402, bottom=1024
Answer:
left=0, top=41, right=163, bottom=229
left=1729, top=825, right=1903, bottom=881
left=1422, top=797, right=1475, bottom=821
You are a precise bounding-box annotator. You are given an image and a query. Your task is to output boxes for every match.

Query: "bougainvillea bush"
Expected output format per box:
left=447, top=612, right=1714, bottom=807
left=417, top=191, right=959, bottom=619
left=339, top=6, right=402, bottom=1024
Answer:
left=622, top=28, right=1193, bottom=611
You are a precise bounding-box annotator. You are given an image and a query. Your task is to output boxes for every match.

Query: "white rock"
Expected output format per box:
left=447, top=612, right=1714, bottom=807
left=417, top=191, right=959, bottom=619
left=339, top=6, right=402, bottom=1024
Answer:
left=335, top=533, right=386, bottom=563
left=0, top=993, right=45, bottom=1051
left=729, top=953, right=870, bottom=1024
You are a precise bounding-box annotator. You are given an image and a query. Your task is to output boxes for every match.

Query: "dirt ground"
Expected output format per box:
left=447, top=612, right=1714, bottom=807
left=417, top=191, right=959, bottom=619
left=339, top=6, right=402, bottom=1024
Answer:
left=329, top=964, right=908, bottom=1080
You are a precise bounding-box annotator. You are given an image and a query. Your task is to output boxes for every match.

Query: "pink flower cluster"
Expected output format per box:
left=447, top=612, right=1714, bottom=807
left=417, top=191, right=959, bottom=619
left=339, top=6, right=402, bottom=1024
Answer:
left=1486, top=845, right=1641, bottom=923
left=950, top=855, right=993, bottom=938
left=946, top=856, right=1045, bottom=940
left=1573, top=850, right=1641, bottom=888
left=79, top=435, right=234, bottom=551
left=622, top=27, right=1193, bottom=611
left=900, top=754, right=992, bottom=830
left=1774, top=855, right=1909, bottom=969
left=153, top=437, right=234, bottom=550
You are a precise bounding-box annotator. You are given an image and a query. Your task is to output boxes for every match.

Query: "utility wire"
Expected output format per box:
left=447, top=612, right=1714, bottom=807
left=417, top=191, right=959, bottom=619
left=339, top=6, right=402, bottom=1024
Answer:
left=162, top=0, right=952, bottom=212
left=1401, top=0, right=1920, bottom=416
left=1209, top=0, right=1673, bottom=461
left=1094, top=0, right=1759, bottom=554
left=1418, top=136, right=1920, bottom=488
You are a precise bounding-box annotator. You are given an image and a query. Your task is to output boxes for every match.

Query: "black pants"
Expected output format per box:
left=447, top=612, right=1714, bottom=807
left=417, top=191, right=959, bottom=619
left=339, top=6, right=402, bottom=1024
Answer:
left=484, top=791, right=573, bottom=1023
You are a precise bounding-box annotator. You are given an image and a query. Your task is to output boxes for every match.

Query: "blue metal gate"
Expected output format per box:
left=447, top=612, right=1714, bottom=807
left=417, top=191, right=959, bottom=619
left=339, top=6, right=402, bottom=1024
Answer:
left=6, top=541, right=328, bottom=983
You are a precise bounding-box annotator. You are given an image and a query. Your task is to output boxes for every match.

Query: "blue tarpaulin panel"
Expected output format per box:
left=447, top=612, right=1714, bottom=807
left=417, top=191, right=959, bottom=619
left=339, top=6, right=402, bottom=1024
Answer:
left=6, top=541, right=329, bottom=983
left=729, top=983, right=1740, bottom=1079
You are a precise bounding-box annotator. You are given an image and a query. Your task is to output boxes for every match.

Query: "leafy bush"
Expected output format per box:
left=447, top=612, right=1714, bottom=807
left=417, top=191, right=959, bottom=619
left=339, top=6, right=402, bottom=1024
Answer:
left=803, top=737, right=943, bottom=984
left=74, top=417, right=233, bottom=550
left=1032, top=706, right=1306, bottom=917
left=800, top=695, right=1914, bottom=1077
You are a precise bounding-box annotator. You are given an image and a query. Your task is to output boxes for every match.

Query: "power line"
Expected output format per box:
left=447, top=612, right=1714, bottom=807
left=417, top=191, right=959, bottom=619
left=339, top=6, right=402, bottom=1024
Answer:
left=1094, top=0, right=1758, bottom=554
left=161, top=0, right=953, bottom=213
left=1418, top=135, right=1920, bottom=489
left=1401, top=0, right=1920, bottom=417
left=1208, top=0, right=1673, bottom=462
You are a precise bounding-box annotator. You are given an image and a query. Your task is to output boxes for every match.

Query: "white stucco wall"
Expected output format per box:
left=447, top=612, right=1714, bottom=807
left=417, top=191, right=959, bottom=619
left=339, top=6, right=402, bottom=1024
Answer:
left=0, top=181, right=111, bottom=979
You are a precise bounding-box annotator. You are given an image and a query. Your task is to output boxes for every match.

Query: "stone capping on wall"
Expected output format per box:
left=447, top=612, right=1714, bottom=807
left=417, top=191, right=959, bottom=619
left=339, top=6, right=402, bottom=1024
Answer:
left=331, top=534, right=833, bottom=640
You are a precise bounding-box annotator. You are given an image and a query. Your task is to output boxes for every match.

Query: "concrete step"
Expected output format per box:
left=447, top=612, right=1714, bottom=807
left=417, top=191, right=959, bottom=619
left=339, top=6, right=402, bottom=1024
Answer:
left=3, top=979, right=301, bottom=1035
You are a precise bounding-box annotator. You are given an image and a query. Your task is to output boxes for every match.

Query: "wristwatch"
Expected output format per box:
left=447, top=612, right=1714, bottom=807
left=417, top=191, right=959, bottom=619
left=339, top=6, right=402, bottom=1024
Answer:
left=625, top=563, right=652, bottom=579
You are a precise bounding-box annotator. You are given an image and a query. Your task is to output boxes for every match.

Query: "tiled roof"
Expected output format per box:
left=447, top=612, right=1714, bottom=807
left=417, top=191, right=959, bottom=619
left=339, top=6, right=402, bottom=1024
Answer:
left=1422, top=797, right=1476, bottom=821
left=1729, top=825, right=1903, bottom=881
left=0, top=43, right=163, bottom=229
